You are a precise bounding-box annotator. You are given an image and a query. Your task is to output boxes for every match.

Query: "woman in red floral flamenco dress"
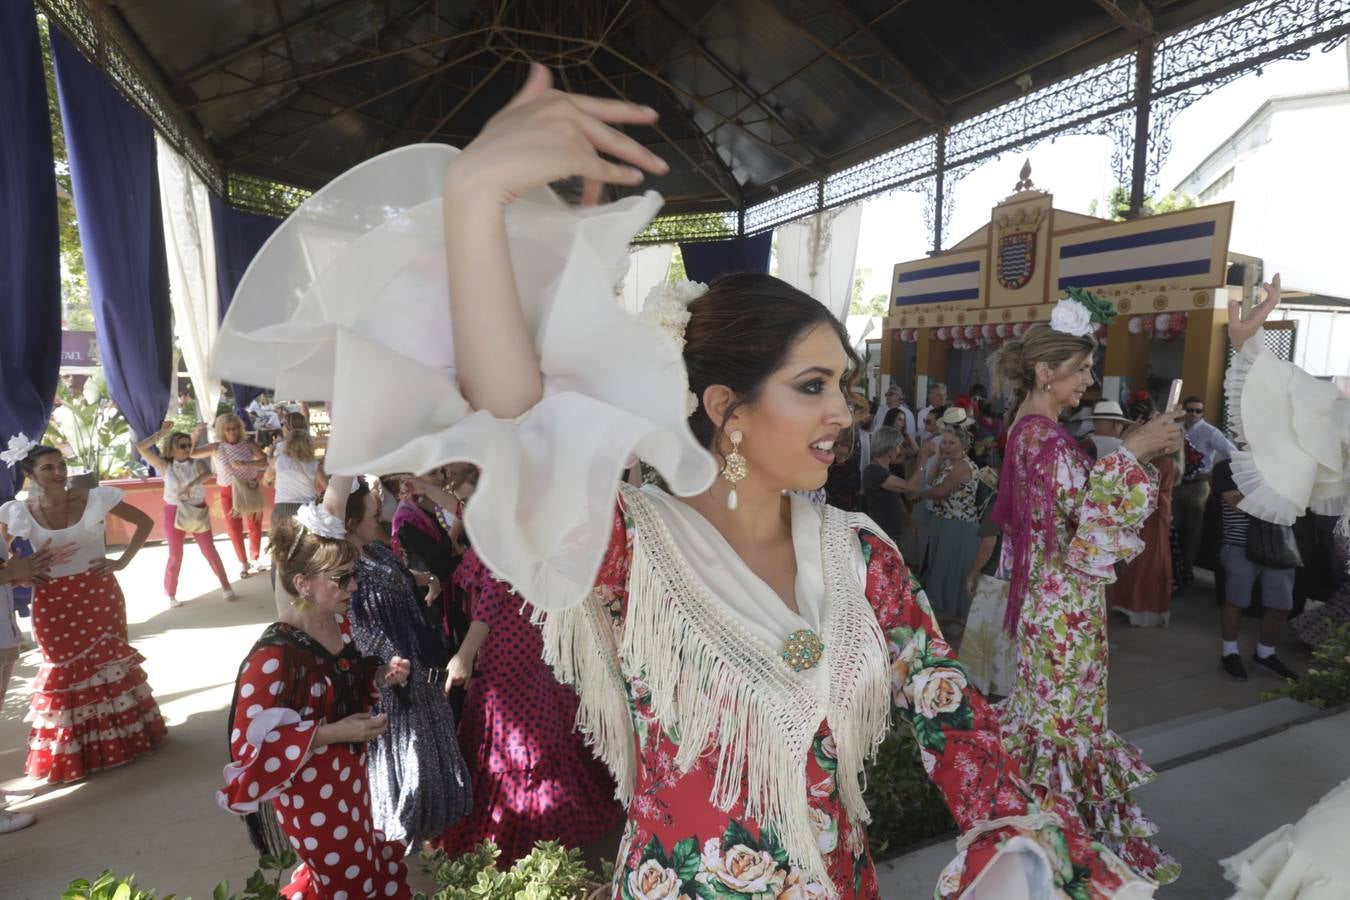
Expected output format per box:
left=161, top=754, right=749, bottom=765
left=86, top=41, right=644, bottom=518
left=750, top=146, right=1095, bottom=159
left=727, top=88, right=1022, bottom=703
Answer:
left=214, top=67, right=1173, bottom=898
left=0, top=438, right=162, bottom=784
left=218, top=504, right=412, bottom=899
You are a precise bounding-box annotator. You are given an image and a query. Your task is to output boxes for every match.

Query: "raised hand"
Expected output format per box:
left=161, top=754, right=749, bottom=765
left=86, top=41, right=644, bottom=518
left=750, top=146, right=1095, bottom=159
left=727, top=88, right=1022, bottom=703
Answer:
left=1228, top=272, right=1280, bottom=351
left=382, top=656, right=410, bottom=687
left=1122, top=408, right=1185, bottom=464
left=444, top=63, right=669, bottom=209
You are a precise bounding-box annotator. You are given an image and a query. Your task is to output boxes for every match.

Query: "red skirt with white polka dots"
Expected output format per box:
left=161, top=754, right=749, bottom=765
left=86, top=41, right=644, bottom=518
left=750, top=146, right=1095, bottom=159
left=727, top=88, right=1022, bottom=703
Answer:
left=26, top=571, right=167, bottom=783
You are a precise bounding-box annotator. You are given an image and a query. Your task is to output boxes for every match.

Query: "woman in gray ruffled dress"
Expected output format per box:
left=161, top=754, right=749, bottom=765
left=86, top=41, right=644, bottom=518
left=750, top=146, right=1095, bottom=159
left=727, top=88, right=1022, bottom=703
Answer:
left=341, top=478, right=472, bottom=846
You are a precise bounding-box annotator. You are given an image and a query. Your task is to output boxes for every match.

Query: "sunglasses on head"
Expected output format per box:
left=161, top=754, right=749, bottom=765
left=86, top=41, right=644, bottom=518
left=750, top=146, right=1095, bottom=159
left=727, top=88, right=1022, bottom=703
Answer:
left=323, top=570, right=357, bottom=590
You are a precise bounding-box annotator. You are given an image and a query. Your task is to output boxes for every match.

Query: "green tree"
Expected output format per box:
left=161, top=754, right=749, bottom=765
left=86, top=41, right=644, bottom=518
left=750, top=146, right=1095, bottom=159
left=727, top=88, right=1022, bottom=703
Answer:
left=36, top=16, right=94, bottom=331
left=1090, top=185, right=1198, bottom=221
left=848, top=267, right=889, bottom=317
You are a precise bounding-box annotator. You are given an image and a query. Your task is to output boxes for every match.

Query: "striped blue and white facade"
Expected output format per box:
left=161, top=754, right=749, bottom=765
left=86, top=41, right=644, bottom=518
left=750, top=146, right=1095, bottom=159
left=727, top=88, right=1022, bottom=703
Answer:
left=894, top=256, right=982, bottom=307
left=1056, top=220, right=1217, bottom=290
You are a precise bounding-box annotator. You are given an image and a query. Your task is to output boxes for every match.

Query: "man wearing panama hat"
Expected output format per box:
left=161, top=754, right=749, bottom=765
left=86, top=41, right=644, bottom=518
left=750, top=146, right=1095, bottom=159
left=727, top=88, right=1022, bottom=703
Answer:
left=1088, top=400, right=1131, bottom=459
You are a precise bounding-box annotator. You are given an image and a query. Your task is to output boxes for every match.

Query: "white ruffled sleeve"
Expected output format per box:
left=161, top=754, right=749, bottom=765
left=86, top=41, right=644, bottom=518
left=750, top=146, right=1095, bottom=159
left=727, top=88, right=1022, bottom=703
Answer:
left=0, top=500, right=33, bottom=542
left=1224, top=329, right=1350, bottom=524
left=212, top=144, right=717, bottom=612
left=84, top=485, right=126, bottom=521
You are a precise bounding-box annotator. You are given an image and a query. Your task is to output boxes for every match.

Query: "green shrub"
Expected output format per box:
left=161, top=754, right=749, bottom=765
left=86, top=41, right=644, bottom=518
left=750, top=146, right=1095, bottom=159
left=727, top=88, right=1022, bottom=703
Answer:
left=423, top=840, right=610, bottom=899
left=1263, top=622, right=1350, bottom=709
left=64, top=851, right=298, bottom=900
left=863, top=718, right=957, bottom=859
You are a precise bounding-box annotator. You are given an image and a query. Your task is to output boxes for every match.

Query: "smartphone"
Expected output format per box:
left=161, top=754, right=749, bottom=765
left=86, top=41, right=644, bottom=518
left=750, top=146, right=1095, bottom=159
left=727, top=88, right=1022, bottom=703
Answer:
left=1166, top=379, right=1184, bottom=413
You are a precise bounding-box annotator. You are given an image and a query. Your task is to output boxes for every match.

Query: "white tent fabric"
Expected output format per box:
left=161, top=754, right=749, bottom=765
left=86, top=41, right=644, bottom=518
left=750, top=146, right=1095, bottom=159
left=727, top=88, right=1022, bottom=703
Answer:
left=619, top=243, right=675, bottom=314
left=773, top=203, right=864, bottom=321
left=156, top=134, right=221, bottom=418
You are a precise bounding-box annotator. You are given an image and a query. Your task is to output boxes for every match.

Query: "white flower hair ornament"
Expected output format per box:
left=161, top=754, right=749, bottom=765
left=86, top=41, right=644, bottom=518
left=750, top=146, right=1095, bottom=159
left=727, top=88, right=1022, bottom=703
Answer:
left=1050, top=286, right=1117, bottom=338
left=288, top=502, right=348, bottom=560
left=639, top=280, right=709, bottom=417
left=1, top=433, right=39, bottom=468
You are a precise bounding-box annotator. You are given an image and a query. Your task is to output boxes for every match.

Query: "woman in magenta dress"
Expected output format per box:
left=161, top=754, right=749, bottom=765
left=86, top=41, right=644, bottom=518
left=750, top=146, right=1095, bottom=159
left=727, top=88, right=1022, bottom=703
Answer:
left=433, top=547, right=623, bottom=862
left=219, top=507, right=412, bottom=899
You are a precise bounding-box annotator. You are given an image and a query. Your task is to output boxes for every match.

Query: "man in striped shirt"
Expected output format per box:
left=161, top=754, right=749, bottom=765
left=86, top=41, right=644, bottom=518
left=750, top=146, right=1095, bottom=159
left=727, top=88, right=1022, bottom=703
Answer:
left=1212, top=457, right=1300, bottom=682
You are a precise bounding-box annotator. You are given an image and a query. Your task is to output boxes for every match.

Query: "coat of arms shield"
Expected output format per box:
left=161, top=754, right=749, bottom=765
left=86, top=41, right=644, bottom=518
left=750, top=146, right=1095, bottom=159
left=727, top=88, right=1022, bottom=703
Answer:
left=997, top=231, right=1036, bottom=290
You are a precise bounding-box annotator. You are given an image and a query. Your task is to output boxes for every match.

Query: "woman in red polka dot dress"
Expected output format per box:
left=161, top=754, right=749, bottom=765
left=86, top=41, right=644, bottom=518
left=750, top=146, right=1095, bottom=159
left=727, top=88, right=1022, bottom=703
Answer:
left=0, top=440, right=163, bottom=784
left=218, top=505, right=412, bottom=899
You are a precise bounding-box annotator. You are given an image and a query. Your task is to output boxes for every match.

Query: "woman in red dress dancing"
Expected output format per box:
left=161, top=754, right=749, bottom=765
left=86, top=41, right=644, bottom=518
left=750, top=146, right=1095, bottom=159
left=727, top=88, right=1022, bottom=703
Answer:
left=0, top=438, right=162, bottom=784
left=218, top=505, right=412, bottom=899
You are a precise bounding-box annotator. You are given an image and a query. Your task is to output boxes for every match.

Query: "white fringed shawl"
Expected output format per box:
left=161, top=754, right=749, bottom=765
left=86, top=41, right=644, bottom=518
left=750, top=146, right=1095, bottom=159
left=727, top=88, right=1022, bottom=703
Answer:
left=537, top=484, right=893, bottom=890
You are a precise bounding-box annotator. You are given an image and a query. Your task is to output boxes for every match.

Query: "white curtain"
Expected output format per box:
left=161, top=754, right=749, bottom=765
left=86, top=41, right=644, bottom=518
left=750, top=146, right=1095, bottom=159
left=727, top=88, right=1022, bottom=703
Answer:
left=619, top=243, right=675, bottom=314
left=774, top=203, right=864, bottom=321
left=156, top=134, right=221, bottom=418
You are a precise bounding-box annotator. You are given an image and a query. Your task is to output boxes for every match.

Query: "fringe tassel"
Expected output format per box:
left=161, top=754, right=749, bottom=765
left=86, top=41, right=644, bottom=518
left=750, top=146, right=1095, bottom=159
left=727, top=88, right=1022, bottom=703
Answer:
left=535, top=594, right=636, bottom=806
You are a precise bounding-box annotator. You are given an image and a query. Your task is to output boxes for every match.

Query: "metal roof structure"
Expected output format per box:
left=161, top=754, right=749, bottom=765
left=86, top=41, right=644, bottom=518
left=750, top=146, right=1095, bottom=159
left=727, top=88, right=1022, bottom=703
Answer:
left=37, top=0, right=1350, bottom=242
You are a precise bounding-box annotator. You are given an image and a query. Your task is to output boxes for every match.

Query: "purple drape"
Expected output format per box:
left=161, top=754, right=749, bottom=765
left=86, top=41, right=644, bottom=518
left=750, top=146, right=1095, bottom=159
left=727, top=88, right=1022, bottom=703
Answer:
left=679, top=231, right=773, bottom=284
left=0, top=2, right=63, bottom=502
left=210, top=194, right=281, bottom=417
left=51, top=30, right=172, bottom=441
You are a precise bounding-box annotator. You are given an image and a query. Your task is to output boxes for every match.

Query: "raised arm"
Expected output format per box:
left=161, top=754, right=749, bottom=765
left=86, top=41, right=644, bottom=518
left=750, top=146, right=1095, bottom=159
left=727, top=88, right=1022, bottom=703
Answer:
left=925, top=459, right=973, bottom=501
left=135, top=423, right=174, bottom=471
left=441, top=64, right=668, bottom=418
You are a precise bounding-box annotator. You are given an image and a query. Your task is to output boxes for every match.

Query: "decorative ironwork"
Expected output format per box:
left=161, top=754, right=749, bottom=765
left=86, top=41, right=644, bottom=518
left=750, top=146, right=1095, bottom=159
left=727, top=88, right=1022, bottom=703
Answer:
left=226, top=172, right=313, bottom=219
left=823, top=135, right=937, bottom=206
left=1147, top=0, right=1350, bottom=192
left=946, top=53, right=1136, bottom=168
left=1155, top=0, right=1350, bottom=95
left=744, top=182, right=821, bottom=235
left=630, top=211, right=738, bottom=245
left=37, top=0, right=223, bottom=195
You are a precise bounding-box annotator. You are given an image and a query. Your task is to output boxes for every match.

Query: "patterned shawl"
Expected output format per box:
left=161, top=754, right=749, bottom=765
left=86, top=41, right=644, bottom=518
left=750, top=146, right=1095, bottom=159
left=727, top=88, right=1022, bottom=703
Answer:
left=991, top=414, right=1090, bottom=635
left=390, top=498, right=440, bottom=561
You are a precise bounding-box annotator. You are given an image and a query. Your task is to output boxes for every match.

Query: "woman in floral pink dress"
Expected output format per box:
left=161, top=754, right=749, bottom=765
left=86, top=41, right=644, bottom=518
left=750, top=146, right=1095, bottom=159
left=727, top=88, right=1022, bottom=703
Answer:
left=989, top=310, right=1184, bottom=884
left=216, top=67, right=1166, bottom=898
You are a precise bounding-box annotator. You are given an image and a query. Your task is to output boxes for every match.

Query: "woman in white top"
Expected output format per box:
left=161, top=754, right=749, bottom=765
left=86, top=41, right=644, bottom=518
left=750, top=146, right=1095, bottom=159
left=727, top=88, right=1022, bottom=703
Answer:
left=0, top=439, right=164, bottom=784
left=137, top=425, right=235, bottom=607
left=264, top=413, right=327, bottom=615
left=265, top=412, right=327, bottom=522
left=216, top=67, right=1157, bottom=897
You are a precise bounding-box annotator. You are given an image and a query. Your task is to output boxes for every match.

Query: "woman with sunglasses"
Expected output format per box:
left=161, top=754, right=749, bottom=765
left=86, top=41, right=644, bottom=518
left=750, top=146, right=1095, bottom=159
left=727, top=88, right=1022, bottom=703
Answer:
left=137, top=424, right=235, bottom=607
left=219, top=505, right=413, bottom=899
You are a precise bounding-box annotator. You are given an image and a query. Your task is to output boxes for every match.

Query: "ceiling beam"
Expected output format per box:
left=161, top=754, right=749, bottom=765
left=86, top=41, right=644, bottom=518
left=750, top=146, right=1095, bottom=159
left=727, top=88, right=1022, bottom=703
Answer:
left=830, top=0, right=946, bottom=120
left=773, top=9, right=943, bottom=125
left=1089, top=0, right=1154, bottom=36
left=175, top=0, right=379, bottom=87
left=416, top=56, right=505, bottom=142
left=638, top=0, right=829, bottom=171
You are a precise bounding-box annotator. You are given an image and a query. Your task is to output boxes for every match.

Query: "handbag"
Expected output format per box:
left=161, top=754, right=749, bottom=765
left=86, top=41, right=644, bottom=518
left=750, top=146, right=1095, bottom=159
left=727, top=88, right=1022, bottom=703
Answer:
left=231, top=478, right=266, bottom=515
left=174, top=502, right=211, bottom=534
left=1245, top=516, right=1302, bottom=569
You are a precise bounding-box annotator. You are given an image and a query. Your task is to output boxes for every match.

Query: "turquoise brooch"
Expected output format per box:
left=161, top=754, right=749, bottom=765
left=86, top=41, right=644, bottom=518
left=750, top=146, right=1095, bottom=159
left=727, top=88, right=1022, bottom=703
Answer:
left=782, top=629, right=825, bottom=672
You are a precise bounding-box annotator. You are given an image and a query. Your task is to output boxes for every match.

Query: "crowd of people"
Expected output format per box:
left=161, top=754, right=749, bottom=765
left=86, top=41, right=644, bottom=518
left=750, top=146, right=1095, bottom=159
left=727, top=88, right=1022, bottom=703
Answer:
left=0, top=65, right=1345, bottom=899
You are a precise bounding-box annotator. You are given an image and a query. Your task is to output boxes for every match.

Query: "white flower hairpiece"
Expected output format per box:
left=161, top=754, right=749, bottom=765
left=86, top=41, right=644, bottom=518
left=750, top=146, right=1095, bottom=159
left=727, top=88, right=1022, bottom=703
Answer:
left=288, top=502, right=348, bottom=559
left=1, top=433, right=39, bottom=468
left=639, top=280, right=708, bottom=417
left=1048, top=298, right=1096, bottom=337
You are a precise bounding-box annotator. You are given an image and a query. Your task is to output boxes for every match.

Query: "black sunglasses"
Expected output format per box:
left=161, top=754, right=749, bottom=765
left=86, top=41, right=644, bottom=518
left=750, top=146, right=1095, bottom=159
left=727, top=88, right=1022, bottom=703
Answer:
left=323, top=570, right=357, bottom=590
left=1183, top=407, right=1204, bottom=414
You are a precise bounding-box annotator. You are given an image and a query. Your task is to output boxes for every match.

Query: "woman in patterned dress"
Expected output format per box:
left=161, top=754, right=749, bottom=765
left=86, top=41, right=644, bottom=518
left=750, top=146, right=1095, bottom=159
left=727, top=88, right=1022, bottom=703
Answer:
left=0, top=441, right=164, bottom=784
left=193, top=413, right=268, bottom=579
left=215, top=67, right=1163, bottom=898
left=988, top=320, right=1185, bottom=883
left=218, top=507, right=413, bottom=899
left=432, top=547, right=624, bottom=863
left=339, top=478, right=473, bottom=847
left=916, top=427, right=982, bottom=629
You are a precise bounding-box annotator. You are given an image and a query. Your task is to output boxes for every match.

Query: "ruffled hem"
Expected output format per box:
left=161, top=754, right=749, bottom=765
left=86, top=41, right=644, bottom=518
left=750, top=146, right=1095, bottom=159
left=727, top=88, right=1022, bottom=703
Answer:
left=432, top=766, right=624, bottom=862
left=940, top=830, right=1156, bottom=899
left=25, top=697, right=165, bottom=783
left=1111, top=606, right=1170, bottom=628
left=212, top=144, right=718, bottom=614
left=1230, top=450, right=1305, bottom=526
left=996, top=722, right=1175, bottom=877
left=1223, top=826, right=1350, bottom=899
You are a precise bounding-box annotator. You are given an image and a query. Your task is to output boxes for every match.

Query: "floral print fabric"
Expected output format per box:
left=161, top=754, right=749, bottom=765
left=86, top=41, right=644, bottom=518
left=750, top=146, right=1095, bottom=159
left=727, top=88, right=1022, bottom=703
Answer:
left=588, top=494, right=1154, bottom=899
left=996, top=415, right=1181, bottom=884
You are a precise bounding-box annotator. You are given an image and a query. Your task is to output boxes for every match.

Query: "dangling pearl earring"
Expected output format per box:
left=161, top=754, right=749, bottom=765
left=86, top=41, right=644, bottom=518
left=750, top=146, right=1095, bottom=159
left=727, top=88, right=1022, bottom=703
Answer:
left=722, top=430, right=747, bottom=511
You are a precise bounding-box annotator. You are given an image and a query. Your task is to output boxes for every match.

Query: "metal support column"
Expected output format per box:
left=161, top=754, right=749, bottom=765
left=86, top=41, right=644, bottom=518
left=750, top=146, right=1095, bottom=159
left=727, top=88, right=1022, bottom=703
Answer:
left=1127, top=36, right=1155, bottom=218
left=933, top=129, right=947, bottom=252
